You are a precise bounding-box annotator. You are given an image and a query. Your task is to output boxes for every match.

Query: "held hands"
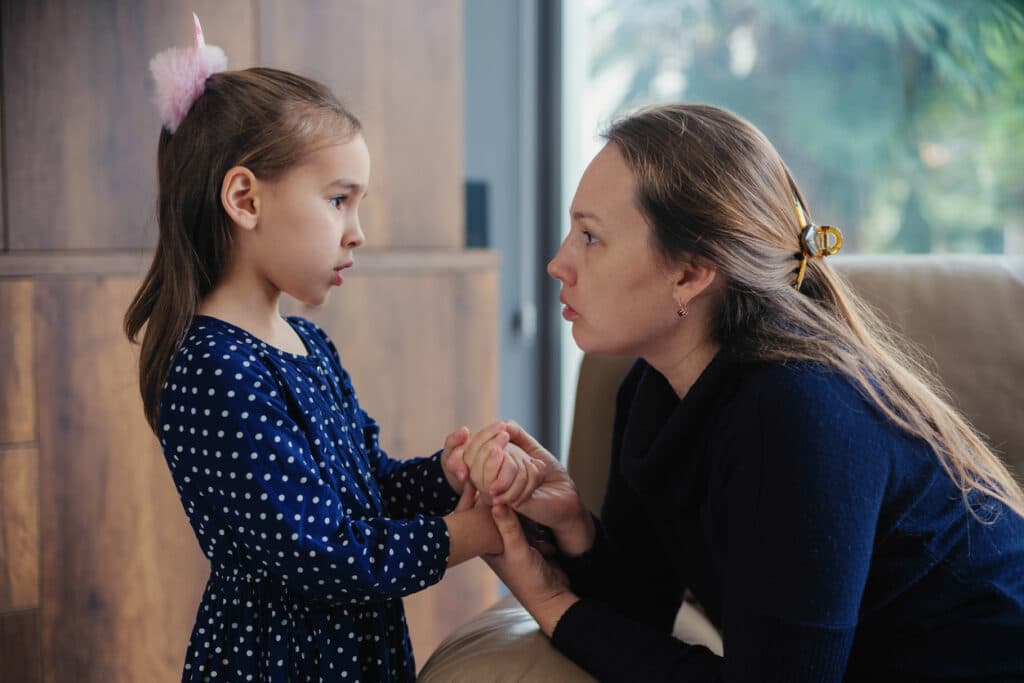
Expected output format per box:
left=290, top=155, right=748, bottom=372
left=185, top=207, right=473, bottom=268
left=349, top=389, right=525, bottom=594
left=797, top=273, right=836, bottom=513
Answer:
left=461, top=422, right=548, bottom=507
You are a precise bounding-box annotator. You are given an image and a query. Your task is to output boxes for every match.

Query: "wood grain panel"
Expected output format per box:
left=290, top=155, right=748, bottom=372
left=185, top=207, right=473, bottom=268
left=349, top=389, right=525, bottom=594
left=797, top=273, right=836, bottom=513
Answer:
left=0, top=248, right=498, bottom=278
left=0, top=280, right=35, bottom=443
left=258, top=0, right=465, bottom=249
left=0, top=609, right=42, bottom=683
left=0, top=446, right=39, bottom=612
left=1, top=0, right=256, bottom=251
left=35, top=277, right=208, bottom=683
left=283, top=266, right=501, bottom=664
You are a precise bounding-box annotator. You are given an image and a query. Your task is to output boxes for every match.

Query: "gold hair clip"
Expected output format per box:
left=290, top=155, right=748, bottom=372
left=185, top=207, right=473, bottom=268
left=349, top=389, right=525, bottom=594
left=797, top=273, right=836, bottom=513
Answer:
left=793, top=200, right=842, bottom=290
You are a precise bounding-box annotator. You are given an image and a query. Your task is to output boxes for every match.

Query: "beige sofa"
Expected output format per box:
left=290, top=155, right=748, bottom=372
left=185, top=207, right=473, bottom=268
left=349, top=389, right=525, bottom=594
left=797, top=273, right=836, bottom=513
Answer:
left=419, top=255, right=1024, bottom=682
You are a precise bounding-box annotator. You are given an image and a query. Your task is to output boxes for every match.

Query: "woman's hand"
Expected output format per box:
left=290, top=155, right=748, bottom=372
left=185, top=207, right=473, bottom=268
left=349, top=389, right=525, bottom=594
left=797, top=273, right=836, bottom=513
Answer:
left=503, top=421, right=595, bottom=556
left=484, top=504, right=580, bottom=637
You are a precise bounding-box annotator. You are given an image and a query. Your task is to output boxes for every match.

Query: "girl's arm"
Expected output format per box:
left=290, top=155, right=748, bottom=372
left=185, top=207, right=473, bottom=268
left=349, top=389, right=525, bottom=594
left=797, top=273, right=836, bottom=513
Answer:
left=309, top=321, right=465, bottom=516
left=162, top=351, right=472, bottom=607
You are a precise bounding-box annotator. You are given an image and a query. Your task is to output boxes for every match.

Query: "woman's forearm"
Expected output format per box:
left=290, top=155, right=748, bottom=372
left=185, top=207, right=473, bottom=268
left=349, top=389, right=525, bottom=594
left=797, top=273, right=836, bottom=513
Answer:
left=531, top=590, right=582, bottom=637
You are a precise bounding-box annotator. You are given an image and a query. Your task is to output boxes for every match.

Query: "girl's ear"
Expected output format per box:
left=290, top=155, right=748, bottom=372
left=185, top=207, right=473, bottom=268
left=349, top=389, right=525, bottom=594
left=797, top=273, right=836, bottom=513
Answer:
left=221, top=166, right=260, bottom=231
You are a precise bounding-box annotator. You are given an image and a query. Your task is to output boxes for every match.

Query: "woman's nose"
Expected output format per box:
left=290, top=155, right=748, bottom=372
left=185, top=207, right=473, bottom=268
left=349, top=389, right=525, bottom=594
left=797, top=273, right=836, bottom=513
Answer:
left=547, top=242, right=574, bottom=285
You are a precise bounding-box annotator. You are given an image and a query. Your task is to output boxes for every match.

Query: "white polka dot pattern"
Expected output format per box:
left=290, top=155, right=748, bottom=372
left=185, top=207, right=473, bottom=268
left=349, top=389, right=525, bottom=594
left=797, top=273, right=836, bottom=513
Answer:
left=158, top=315, right=460, bottom=681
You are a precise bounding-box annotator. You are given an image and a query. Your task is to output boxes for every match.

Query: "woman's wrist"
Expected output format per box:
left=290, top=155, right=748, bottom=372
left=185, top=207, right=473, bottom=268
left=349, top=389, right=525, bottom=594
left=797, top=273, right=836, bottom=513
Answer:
left=531, top=590, right=581, bottom=638
left=552, top=501, right=596, bottom=557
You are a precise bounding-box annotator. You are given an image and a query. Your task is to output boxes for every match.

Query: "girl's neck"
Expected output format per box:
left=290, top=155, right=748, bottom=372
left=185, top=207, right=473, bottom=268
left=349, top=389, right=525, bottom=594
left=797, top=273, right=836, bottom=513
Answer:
left=197, top=264, right=288, bottom=345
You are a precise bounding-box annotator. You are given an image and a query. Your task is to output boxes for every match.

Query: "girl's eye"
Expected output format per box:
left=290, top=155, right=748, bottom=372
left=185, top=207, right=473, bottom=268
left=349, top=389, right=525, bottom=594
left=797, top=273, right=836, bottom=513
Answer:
left=582, top=230, right=597, bottom=246
left=330, top=196, right=348, bottom=210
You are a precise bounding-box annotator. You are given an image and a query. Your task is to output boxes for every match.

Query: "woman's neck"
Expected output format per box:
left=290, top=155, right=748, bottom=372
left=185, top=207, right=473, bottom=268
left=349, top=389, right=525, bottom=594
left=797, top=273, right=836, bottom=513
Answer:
left=644, top=334, right=721, bottom=400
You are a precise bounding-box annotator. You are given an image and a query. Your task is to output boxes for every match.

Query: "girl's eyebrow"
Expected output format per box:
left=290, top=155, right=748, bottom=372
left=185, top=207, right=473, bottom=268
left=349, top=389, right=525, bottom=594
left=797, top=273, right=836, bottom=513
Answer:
left=325, top=179, right=365, bottom=192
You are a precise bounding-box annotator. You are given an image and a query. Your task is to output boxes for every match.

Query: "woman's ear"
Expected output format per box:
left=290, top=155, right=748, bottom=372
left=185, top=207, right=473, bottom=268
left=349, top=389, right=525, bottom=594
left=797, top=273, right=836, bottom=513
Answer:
left=670, top=256, right=718, bottom=305
left=220, top=166, right=260, bottom=231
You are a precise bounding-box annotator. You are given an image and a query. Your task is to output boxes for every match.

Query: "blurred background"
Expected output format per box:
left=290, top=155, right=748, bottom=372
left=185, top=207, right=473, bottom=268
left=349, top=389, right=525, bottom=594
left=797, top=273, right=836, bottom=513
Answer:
left=1, top=1, right=1021, bottom=680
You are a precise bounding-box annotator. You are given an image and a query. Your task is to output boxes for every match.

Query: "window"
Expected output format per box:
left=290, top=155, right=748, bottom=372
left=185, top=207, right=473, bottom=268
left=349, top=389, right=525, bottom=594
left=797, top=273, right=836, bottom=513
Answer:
left=568, top=0, right=1024, bottom=255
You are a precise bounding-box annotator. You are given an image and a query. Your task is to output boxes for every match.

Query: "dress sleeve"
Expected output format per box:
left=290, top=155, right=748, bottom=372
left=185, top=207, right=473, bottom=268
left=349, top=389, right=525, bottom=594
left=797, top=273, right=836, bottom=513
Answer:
left=306, top=320, right=461, bottom=518
left=160, top=346, right=451, bottom=608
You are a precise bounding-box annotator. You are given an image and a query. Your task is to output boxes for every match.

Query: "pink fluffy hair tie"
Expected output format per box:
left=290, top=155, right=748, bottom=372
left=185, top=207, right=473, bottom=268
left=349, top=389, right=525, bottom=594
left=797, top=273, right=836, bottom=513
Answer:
left=149, top=13, right=227, bottom=133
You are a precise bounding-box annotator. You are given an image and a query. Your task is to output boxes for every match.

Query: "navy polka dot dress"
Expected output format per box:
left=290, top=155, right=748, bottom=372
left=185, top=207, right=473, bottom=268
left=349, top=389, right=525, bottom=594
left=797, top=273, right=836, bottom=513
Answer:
left=159, top=315, right=459, bottom=682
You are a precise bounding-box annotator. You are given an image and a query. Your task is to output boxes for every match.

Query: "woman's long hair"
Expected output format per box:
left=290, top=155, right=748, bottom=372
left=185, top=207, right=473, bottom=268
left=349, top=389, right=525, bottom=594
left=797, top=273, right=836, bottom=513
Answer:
left=124, top=68, right=361, bottom=434
left=605, top=103, right=1024, bottom=519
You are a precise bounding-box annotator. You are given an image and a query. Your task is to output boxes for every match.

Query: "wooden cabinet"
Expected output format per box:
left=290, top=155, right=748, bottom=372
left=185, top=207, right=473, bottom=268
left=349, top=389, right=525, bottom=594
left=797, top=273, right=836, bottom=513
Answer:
left=0, top=1, right=497, bottom=680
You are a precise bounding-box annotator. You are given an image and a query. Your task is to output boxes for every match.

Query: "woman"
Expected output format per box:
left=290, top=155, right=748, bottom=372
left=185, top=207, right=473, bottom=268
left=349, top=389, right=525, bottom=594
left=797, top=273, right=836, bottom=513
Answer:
left=463, top=104, right=1024, bottom=681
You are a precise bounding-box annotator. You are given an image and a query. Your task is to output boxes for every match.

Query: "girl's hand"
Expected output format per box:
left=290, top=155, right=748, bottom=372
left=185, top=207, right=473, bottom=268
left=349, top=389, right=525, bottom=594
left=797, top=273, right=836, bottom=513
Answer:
left=484, top=504, right=579, bottom=637
left=440, top=426, right=471, bottom=493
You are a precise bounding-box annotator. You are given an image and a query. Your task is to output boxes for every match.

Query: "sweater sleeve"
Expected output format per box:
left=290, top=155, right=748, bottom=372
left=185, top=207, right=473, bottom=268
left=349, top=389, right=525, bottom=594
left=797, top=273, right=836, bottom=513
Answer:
left=160, top=346, right=451, bottom=608
left=304, top=319, right=460, bottom=517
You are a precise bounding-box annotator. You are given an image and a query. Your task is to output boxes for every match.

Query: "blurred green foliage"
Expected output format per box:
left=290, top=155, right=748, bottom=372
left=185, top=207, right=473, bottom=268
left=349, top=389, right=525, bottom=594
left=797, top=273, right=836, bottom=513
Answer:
left=588, top=0, right=1024, bottom=253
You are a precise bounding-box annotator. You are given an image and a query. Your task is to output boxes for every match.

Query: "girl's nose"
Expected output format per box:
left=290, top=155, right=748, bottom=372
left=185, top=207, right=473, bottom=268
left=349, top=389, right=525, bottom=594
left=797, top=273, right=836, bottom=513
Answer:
left=344, top=219, right=365, bottom=249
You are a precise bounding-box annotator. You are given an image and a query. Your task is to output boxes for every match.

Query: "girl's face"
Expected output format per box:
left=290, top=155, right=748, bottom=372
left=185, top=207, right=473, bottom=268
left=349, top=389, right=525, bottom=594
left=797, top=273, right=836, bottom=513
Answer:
left=547, top=143, right=681, bottom=357
left=254, top=134, right=370, bottom=306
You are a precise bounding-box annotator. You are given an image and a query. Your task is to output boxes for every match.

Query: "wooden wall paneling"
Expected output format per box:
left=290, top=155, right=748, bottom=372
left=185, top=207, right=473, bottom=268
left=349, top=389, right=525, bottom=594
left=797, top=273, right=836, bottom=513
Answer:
left=35, top=277, right=208, bottom=683
left=257, top=0, right=465, bottom=249
left=0, top=446, right=39, bottom=613
left=0, top=280, right=35, bottom=443
left=0, top=609, right=42, bottom=683
left=1, top=0, right=257, bottom=251
left=283, top=263, right=501, bottom=664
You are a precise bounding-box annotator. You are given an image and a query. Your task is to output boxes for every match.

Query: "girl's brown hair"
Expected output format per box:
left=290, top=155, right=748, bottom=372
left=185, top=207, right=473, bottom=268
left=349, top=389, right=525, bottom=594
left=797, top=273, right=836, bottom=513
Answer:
left=605, top=103, right=1024, bottom=518
left=125, top=68, right=361, bottom=434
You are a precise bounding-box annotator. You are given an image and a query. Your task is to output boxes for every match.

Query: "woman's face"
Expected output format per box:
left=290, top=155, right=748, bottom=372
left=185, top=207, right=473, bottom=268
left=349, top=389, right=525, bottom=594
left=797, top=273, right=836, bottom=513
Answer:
left=547, top=143, right=682, bottom=357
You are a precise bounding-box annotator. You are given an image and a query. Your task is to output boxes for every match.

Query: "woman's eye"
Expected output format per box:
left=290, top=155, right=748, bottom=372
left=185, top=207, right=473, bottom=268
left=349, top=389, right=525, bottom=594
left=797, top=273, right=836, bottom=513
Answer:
left=582, top=230, right=597, bottom=245
left=330, top=196, right=348, bottom=210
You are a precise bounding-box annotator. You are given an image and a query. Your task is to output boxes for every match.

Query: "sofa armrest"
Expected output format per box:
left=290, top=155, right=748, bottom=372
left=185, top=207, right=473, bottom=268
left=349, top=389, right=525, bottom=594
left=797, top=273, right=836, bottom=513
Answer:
left=419, top=594, right=724, bottom=680
left=417, top=594, right=596, bottom=682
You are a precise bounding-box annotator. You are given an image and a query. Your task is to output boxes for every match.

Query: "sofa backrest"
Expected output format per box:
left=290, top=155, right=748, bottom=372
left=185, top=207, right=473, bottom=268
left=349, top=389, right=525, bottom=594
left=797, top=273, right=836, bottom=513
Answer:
left=567, top=255, right=1024, bottom=513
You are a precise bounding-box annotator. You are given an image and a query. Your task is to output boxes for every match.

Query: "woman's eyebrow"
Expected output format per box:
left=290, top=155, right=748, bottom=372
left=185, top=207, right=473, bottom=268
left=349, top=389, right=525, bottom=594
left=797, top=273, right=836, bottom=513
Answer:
left=571, top=210, right=603, bottom=225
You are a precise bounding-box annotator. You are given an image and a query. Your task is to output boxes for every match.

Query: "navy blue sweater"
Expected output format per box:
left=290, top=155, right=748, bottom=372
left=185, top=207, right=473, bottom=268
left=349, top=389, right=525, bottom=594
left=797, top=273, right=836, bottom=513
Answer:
left=552, top=355, right=1024, bottom=681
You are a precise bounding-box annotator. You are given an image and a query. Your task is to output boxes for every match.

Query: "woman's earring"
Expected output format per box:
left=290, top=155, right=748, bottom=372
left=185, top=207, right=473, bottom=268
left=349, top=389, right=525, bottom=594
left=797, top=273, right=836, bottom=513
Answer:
left=676, top=301, right=688, bottom=319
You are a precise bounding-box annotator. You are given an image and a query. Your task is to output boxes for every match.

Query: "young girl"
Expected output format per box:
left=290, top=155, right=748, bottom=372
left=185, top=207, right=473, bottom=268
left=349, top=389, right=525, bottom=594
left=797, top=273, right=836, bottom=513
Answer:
left=125, top=18, right=541, bottom=682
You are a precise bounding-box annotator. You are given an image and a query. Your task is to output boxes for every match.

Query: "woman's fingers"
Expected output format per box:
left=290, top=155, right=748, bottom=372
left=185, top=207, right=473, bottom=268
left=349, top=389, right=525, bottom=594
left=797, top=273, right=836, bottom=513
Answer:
left=464, top=421, right=509, bottom=468
left=455, top=481, right=477, bottom=512
left=490, top=504, right=527, bottom=555
left=505, top=419, right=542, bottom=453
left=493, top=456, right=529, bottom=504
left=511, top=458, right=546, bottom=507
